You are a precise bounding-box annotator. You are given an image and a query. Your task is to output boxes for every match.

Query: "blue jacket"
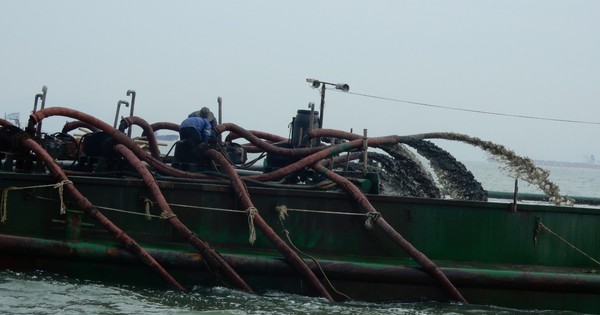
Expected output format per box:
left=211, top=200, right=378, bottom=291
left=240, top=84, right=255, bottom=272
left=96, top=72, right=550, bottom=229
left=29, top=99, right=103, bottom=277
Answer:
left=180, top=114, right=212, bottom=142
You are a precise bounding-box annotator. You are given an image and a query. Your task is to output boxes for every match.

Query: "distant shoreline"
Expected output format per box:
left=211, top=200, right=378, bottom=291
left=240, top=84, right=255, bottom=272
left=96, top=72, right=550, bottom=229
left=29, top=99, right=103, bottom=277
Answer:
left=533, top=159, right=600, bottom=170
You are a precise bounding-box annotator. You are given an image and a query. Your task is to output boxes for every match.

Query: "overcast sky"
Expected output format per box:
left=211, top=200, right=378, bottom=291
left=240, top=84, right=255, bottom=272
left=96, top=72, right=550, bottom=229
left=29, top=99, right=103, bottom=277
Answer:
left=2, top=1, right=599, bottom=162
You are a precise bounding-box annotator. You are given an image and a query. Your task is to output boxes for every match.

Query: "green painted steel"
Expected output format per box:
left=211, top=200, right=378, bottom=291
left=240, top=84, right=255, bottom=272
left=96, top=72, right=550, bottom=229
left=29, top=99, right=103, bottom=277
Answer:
left=1, top=172, right=600, bottom=313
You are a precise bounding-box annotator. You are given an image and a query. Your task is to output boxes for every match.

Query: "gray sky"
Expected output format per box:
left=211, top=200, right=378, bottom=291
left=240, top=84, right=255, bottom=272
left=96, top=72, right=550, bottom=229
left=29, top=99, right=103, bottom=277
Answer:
left=2, top=1, right=599, bottom=162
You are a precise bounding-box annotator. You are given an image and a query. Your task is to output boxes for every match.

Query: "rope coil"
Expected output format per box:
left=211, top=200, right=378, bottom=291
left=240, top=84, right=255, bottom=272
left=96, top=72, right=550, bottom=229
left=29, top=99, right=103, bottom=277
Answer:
left=246, top=206, right=258, bottom=245
left=1, top=180, right=72, bottom=223
left=275, top=205, right=288, bottom=221
left=143, top=198, right=153, bottom=220
left=160, top=212, right=177, bottom=220
left=364, top=211, right=381, bottom=229
left=53, top=180, right=72, bottom=215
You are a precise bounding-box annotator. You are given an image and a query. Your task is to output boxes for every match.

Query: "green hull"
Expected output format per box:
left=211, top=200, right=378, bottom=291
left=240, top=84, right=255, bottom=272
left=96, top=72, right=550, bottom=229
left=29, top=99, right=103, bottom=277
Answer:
left=1, top=172, right=600, bottom=313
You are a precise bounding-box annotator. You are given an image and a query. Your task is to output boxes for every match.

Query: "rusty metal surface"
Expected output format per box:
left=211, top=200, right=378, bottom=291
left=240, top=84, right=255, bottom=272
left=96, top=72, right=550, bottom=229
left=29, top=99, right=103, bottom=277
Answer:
left=19, top=137, right=186, bottom=291
left=2, top=233, right=600, bottom=298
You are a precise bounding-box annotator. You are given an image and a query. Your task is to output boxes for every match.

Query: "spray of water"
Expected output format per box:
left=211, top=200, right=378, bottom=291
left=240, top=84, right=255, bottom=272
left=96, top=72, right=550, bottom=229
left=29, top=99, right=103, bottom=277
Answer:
left=378, top=145, right=442, bottom=198
left=345, top=151, right=442, bottom=198
left=402, top=139, right=487, bottom=201
left=402, top=132, right=573, bottom=205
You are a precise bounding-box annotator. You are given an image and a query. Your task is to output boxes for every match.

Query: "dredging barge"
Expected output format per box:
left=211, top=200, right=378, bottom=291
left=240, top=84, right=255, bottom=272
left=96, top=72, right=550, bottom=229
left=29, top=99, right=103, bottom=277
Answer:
left=1, top=88, right=600, bottom=314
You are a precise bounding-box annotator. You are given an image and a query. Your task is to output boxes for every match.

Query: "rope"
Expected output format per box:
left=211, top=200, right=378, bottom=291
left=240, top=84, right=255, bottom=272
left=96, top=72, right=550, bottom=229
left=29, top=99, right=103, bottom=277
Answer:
left=537, top=221, right=600, bottom=267
left=169, top=201, right=367, bottom=218
left=276, top=204, right=288, bottom=221
left=29, top=193, right=164, bottom=219
left=143, top=198, right=153, bottom=221
left=24, top=190, right=372, bottom=231
left=364, top=211, right=381, bottom=230
left=1, top=180, right=72, bottom=223
left=53, top=180, right=72, bottom=215
left=275, top=204, right=352, bottom=301
left=169, top=202, right=246, bottom=214
left=277, top=207, right=366, bottom=217
left=246, top=207, right=258, bottom=245
left=160, top=212, right=177, bottom=220
left=94, top=204, right=162, bottom=219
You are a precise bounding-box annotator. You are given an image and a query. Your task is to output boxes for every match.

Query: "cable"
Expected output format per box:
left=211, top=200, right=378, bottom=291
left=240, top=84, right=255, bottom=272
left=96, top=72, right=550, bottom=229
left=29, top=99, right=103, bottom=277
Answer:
left=330, top=89, right=600, bottom=125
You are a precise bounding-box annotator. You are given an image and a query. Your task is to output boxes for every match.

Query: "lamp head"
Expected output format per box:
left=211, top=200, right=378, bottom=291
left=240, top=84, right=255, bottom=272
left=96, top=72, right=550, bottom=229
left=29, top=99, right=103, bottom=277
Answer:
left=335, top=83, right=349, bottom=92
left=306, top=78, right=321, bottom=88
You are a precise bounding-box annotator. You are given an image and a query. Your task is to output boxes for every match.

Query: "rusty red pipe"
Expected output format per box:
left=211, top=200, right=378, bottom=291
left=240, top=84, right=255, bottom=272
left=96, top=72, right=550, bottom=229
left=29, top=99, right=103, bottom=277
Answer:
left=118, top=116, right=161, bottom=159
left=215, top=123, right=324, bottom=157
left=242, top=140, right=289, bottom=153
left=245, top=136, right=401, bottom=182
left=28, top=107, right=209, bottom=180
left=205, top=149, right=334, bottom=302
left=114, top=144, right=253, bottom=293
left=20, top=137, right=186, bottom=291
left=305, top=128, right=466, bottom=302
left=148, top=122, right=180, bottom=133
left=225, top=130, right=288, bottom=153
left=61, top=121, right=100, bottom=134
left=308, top=129, right=358, bottom=142
left=0, top=119, right=14, bottom=127
left=311, top=163, right=467, bottom=304
left=225, top=130, right=286, bottom=143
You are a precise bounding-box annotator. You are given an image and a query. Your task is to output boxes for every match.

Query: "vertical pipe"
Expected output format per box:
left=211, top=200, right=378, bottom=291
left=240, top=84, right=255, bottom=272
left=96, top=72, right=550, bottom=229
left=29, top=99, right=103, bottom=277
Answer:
left=217, top=96, right=222, bottom=125
left=318, top=85, right=325, bottom=129
left=511, top=179, right=519, bottom=212
left=362, top=129, right=368, bottom=174
left=36, top=86, right=48, bottom=137
left=308, top=102, right=315, bottom=147
left=344, top=128, right=353, bottom=175
left=33, top=94, right=42, bottom=112
left=114, top=101, right=129, bottom=129
left=126, top=90, right=136, bottom=137
left=297, top=127, right=303, bottom=147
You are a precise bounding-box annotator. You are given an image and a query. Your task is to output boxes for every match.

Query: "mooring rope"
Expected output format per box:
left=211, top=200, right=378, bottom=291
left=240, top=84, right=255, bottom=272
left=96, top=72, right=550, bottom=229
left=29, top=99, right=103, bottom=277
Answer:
left=537, top=221, right=600, bottom=267
left=159, top=212, right=177, bottom=220
left=364, top=211, right=381, bottom=230
left=278, top=204, right=379, bottom=229
left=1, top=180, right=72, bottom=223
left=275, top=204, right=352, bottom=301
left=94, top=204, right=163, bottom=218
left=143, top=198, right=153, bottom=220
left=246, top=206, right=258, bottom=245
left=276, top=204, right=288, bottom=221
left=24, top=191, right=375, bottom=241
left=275, top=207, right=366, bottom=217
left=168, top=202, right=246, bottom=214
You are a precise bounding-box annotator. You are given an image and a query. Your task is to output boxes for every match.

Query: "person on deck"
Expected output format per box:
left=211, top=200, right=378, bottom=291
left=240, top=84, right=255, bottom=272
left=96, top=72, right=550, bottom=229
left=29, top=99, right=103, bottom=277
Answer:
left=179, top=113, right=212, bottom=143
left=192, top=107, right=219, bottom=141
left=198, top=107, right=217, bottom=128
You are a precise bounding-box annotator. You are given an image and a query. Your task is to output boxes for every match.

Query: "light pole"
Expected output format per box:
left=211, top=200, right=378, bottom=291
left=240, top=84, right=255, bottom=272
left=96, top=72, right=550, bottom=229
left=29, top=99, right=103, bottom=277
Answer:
left=306, top=78, right=349, bottom=129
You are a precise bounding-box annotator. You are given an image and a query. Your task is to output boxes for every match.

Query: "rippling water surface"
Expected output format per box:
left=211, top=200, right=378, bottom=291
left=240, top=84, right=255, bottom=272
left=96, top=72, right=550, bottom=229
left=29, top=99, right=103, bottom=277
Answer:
left=1, top=161, right=597, bottom=314
left=1, top=270, right=584, bottom=315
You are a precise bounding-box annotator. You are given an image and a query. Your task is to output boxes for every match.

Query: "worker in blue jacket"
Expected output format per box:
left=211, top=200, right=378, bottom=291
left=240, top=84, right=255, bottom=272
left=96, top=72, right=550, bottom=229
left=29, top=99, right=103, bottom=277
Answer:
left=179, top=113, right=212, bottom=143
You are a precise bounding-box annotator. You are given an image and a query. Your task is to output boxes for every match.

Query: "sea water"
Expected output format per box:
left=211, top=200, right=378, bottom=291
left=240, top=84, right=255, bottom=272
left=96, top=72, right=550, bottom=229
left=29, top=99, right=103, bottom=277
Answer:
left=0, top=270, right=581, bottom=315
left=0, top=161, right=596, bottom=315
